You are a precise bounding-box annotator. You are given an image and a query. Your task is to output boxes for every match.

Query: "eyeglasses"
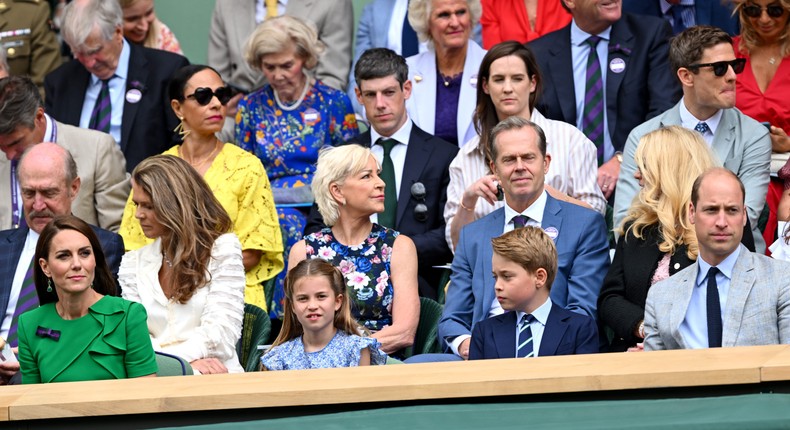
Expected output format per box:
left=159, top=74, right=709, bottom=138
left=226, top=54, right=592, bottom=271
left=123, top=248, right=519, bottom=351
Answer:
left=185, top=87, right=233, bottom=106
left=685, top=58, right=746, bottom=77
left=742, top=4, right=786, bottom=18
left=410, top=182, right=428, bottom=222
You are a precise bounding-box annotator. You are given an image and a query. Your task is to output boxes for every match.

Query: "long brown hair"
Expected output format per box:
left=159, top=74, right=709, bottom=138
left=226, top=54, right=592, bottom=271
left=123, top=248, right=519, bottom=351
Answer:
left=271, top=259, right=360, bottom=347
left=131, top=155, right=233, bottom=303
left=34, top=215, right=117, bottom=304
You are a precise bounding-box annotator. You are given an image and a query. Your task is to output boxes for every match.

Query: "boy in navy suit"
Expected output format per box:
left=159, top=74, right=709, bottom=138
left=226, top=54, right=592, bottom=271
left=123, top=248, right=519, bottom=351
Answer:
left=470, top=227, right=599, bottom=360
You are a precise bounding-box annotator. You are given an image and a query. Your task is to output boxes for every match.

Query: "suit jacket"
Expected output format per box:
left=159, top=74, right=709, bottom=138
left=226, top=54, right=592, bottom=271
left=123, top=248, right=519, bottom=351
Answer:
left=469, top=303, right=599, bottom=360
left=44, top=42, right=189, bottom=172
left=614, top=102, right=772, bottom=252
left=528, top=13, right=680, bottom=153
left=0, top=224, right=125, bottom=327
left=405, top=40, right=487, bottom=147
left=0, top=121, right=130, bottom=232
left=644, top=245, right=790, bottom=350
left=208, top=0, right=353, bottom=92
left=622, top=0, right=739, bottom=35
left=305, top=125, right=459, bottom=298
left=438, top=194, right=610, bottom=351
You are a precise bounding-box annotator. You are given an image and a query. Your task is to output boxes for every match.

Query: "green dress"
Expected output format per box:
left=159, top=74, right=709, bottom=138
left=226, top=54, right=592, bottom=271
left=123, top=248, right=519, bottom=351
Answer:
left=17, top=295, right=158, bottom=384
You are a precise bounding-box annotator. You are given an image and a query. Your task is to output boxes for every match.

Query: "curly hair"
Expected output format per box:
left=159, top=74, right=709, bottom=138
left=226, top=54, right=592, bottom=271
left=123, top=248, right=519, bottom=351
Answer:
left=131, top=155, right=232, bottom=303
left=620, top=126, right=717, bottom=259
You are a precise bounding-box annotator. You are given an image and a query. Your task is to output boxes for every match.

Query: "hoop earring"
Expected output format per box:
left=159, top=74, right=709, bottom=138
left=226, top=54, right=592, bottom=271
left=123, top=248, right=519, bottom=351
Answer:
left=173, top=117, right=191, bottom=139
left=47, top=278, right=53, bottom=293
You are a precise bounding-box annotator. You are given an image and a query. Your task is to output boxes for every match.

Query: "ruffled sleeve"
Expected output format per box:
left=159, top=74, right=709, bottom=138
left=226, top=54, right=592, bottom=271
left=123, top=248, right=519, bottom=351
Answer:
left=260, top=342, right=289, bottom=371
left=159, top=233, right=245, bottom=363
left=353, top=335, right=387, bottom=366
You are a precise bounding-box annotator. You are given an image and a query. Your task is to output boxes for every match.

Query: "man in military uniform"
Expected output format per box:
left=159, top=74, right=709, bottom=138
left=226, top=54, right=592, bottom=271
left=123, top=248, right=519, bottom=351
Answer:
left=0, top=0, right=62, bottom=93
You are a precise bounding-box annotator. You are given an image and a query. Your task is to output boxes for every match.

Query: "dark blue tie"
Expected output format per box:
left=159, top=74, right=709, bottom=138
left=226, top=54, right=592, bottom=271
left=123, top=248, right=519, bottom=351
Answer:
left=401, top=4, right=419, bottom=57
left=517, top=314, right=535, bottom=358
left=706, top=267, right=723, bottom=348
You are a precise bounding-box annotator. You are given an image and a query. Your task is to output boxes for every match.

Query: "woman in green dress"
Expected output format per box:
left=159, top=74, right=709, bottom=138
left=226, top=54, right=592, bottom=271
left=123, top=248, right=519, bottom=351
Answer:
left=17, top=216, right=157, bottom=383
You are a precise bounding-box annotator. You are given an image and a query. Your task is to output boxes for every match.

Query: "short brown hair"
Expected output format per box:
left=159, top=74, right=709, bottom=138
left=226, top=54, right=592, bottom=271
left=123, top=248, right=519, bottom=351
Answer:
left=669, top=25, right=732, bottom=78
left=491, top=226, right=557, bottom=290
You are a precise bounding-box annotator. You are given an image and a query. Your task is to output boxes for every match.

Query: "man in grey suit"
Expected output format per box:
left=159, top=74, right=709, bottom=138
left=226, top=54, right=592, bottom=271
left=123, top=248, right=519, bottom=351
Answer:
left=644, top=168, right=790, bottom=351
left=614, top=25, right=770, bottom=252
left=0, top=76, right=129, bottom=232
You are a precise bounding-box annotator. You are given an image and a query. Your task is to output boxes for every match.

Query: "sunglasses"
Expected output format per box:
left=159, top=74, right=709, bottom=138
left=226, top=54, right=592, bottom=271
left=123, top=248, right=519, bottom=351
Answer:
left=410, top=182, right=428, bottom=222
left=742, top=3, right=785, bottom=18
left=686, top=58, right=746, bottom=77
left=186, top=86, right=233, bottom=106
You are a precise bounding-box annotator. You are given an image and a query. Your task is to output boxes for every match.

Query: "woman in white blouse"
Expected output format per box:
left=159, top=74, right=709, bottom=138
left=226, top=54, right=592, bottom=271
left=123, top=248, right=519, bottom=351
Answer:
left=119, top=155, right=245, bottom=374
left=444, top=41, right=605, bottom=250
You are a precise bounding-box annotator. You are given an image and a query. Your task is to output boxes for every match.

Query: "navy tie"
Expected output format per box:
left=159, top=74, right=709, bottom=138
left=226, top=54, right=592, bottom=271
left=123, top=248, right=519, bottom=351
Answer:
left=517, top=314, right=535, bottom=358
left=695, top=121, right=710, bottom=135
left=89, top=78, right=112, bottom=133
left=512, top=215, right=529, bottom=229
left=706, top=267, right=723, bottom=348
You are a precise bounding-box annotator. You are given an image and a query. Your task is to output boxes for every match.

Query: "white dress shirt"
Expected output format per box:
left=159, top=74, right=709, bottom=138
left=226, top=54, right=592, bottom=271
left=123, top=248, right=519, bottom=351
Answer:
left=516, top=297, right=552, bottom=357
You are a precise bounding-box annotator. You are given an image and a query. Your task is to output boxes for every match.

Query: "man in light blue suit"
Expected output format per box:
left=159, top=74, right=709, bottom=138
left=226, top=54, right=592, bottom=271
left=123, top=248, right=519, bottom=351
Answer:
left=438, top=116, right=609, bottom=359
left=644, top=169, right=790, bottom=351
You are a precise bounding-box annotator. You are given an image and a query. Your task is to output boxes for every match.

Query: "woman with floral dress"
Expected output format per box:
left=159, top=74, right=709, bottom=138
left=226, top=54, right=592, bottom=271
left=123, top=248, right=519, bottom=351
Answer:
left=235, top=16, right=358, bottom=318
left=288, top=145, right=419, bottom=356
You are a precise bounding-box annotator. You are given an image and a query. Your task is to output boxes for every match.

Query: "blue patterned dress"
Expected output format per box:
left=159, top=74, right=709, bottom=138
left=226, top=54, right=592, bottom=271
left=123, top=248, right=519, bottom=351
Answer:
left=235, top=80, right=358, bottom=319
left=304, top=224, right=398, bottom=331
left=261, top=331, right=386, bottom=370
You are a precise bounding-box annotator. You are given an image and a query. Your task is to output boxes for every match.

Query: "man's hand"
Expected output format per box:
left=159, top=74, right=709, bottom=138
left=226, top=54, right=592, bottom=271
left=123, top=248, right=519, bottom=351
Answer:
left=597, top=156, right=621, bottom=199
left=458, top=338, right=471, bottom=360
left=769, top=126, right=790, bottom=153
left=0, top=361, right=20, bottom=385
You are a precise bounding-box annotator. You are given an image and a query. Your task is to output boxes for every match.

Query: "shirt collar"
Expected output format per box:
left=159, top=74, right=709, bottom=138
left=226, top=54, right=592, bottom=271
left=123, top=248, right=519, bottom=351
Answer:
left=90, top=38, right=129, bottom=85
left=696, top=245, right=741, bottom=287
left=517, top=297, right=552, bottom=327
left=570, top=20, right=612, bottom=46
left=504, top=189, right=547, bottom=226
left=43, top=113, right=54, bottom=141
left=679, top=96, right=724, bottom=132
left=371, top=117, right=413, bottom=147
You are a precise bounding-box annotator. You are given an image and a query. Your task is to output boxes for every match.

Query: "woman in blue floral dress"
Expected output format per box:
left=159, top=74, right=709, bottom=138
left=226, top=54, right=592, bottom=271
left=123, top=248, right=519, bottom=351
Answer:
left=289, top=145, right=419, bottom=355
left=235, top=16, right=358, bottom=318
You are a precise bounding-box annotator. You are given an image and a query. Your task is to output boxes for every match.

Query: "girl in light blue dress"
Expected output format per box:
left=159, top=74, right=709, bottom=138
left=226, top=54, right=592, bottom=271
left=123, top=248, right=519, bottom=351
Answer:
left=261, top=259, right=386, bottom=370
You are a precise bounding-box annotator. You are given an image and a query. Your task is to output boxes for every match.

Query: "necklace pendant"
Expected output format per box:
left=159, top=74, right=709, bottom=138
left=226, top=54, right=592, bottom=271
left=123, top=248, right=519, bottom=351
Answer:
left=444, top=81, right=449, bottom=87
left=769, top=57, right=777, bottom=65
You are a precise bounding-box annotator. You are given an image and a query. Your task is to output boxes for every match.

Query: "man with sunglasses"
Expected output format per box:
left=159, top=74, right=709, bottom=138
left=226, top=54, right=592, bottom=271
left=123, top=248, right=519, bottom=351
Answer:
left=614, top=25, right=771, bottom=252
left=305, top=48, right=458, bottom=300
left=43, top=0, right=189, bottom=172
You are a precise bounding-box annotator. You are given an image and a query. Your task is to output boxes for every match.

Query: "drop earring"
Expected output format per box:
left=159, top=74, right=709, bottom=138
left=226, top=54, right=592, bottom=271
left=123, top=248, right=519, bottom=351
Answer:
left=47, top=278, right=53, bottom=293
left=173, top=116, right=190, bottom=139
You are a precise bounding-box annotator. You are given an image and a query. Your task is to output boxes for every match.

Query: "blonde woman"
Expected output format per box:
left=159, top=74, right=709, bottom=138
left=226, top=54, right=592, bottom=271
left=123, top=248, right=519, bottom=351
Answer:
left=598, top=126, right=755, bottom=352
left=118, top=0, right=183, bottom=54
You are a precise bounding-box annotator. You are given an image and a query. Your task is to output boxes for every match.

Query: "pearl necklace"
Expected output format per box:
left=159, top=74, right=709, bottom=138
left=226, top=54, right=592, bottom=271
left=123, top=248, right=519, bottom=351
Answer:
left=274, top=75, right=311, bottom=111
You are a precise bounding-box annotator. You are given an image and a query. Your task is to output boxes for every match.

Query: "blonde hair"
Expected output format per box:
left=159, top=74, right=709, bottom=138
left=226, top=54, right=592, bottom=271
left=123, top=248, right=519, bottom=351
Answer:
left=732, top=0, right=790, bottom=57
left=132, top=155, right=233, bottom=303
left=272, top=259, right=360, bottom=348
left=407, top=0, right=482, bottom=47
left=621, top=126, right=718, bottom=259
left=118, top=0, right=161, bottom=49
left=244, top=15, right=325, bottom=72
left=491, top=226, right=558, bottom=289
left=312, top=145, right=376, bottom=226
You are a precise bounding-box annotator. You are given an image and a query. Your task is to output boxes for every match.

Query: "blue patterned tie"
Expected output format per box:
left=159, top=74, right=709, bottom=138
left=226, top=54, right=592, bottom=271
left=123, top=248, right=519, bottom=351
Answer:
left=706, top=267, right=722, bottom=348
left=7, top=258, right=38, bottom=347
left=89, top=78, right=112, bottom=133
left=582, top=36, right=605, bottom=166
left=517, top=314, right=535, bottom=358
left=695, top=121, right=710, bottom=135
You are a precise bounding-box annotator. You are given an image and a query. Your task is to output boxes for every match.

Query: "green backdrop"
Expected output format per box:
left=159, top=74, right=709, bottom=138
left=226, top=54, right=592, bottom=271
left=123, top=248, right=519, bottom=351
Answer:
left=154, top=0, right=373, bottom=65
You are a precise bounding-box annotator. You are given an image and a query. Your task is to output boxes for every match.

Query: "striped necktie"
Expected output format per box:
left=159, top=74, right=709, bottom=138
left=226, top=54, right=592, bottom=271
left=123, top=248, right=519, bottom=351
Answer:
left=517, top=314, right=535, bottom=358
left=89, top=78, right=112, bottom=133
left=6, top=258, right=39, bottom=348
left=582, top=36, right=605, bottom=166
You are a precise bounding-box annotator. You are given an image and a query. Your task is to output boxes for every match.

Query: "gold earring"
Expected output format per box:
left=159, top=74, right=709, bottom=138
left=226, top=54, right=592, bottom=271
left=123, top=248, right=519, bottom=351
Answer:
left=173, top=116, right=190, bottom=139
left=47, top=278, right=53, bottom=293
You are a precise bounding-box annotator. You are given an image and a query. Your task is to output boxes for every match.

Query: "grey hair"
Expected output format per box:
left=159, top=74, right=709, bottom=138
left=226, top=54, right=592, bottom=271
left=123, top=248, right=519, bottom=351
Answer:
left=244, top=15, right=325, bottom=72
left=489, top=116, right=547, bottom=162
left=313, top=144, right=376, bottom=226
left=0, top=76, right=43, bottom=135
left=61, top=0, right=123, bottom=50
left=18, top=143, right=79, bottom=185
left=408, top=0, right=482, bottom=47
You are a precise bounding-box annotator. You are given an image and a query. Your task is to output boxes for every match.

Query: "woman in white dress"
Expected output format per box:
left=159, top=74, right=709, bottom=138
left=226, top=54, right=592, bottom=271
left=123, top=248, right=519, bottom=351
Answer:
left=119, top=155, right=245, bottom=374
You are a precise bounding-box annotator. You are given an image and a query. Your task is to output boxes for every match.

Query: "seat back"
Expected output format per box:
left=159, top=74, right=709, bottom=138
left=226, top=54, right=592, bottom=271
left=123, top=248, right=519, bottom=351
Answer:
left=408, top=297, right=443, bottom=357
left=155, top=351, right=194, bottom=376
left=236, top=303, right=271, bottom=372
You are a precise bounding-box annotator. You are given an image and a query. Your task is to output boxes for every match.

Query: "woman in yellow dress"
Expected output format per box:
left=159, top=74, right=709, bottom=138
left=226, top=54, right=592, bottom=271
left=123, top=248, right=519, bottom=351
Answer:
left=119, top=64, right=283, bottom=309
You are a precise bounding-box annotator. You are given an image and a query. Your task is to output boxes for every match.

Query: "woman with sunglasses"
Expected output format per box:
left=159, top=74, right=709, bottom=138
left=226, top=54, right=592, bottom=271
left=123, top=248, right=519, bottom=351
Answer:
left=733, top=0, right=790, bottom=247
left=235, top=16, right=358, bottom=320
left=119, top=64, right=284, bottom=311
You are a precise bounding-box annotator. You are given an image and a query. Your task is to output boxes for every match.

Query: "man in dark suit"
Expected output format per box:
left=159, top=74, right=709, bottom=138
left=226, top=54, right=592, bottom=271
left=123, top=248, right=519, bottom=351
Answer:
left=305, top=48, right=458, bottom=299
left=0, top=143, right=123, bottom=383
left=528, top=0, right=680, bottom=200
left=469, top=226, right=598, bottom=360
left=623, top=0, right=739, bottom=35
left=43, top=0, right=189, bottom=172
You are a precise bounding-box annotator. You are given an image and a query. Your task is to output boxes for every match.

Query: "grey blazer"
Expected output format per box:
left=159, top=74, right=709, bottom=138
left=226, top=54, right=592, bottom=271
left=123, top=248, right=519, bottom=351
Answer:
left=644, top=245, right=790, bottom=350
left=614, top=102, right=771, bottom=252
